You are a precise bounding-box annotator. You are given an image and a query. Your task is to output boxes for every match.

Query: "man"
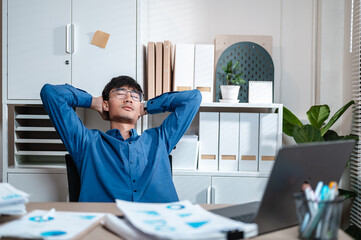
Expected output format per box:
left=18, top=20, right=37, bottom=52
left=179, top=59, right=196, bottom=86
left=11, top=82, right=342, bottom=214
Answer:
left=41, top=76, right=201, bottom=202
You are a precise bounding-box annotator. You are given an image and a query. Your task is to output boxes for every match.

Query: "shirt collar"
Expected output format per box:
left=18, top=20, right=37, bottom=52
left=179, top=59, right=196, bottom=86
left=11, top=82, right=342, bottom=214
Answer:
left=106, top=128, right=139, bottom=141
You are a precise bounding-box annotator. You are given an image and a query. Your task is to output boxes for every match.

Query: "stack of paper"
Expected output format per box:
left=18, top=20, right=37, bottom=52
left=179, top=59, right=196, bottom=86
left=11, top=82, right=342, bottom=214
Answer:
left=0, top=209, right=104, bottom=239
left=0, top=183, right=29, bottom=215
left=104, top=200, right=258, bottom=240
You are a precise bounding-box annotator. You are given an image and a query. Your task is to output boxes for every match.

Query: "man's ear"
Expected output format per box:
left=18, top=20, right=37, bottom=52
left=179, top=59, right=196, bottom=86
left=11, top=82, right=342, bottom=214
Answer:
left=103, top=100, right=109, bottom=112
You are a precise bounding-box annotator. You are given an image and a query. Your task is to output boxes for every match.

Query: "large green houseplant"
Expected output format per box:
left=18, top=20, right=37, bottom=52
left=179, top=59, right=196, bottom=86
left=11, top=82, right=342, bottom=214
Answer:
left=282, top=100, right=358, bottom=143
left=281, top=100, right=360, bottom=238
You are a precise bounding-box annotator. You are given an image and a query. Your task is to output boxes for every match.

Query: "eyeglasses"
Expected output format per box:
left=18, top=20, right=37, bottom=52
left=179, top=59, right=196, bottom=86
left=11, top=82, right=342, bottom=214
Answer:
left=111, top=88, right=143, bottom=102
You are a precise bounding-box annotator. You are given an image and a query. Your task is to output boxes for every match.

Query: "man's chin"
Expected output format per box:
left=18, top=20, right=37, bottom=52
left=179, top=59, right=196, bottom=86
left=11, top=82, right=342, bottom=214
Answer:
left=110, top=114, right=138, bottom=124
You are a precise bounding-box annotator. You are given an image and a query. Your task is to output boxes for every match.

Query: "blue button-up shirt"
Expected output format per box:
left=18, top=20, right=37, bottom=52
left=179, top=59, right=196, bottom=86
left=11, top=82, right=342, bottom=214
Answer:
left=40, top=84, right=201, bottom=202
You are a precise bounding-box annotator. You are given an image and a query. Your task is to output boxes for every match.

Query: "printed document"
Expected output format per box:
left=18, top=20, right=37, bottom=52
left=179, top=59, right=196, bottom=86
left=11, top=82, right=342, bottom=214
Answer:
left=104, top=199, right=258, bottom=240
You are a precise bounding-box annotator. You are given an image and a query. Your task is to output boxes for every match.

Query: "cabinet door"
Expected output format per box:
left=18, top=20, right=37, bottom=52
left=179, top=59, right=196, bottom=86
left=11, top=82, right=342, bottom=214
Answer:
left=212, top=176, right=268, bottom=204
left=72, top=0, right=137, bottom=97
left=173, top=175, right=211, bottom=204
left=8, top=0, right=72, bottom=100
left=8, top=173, right=68, bottom=202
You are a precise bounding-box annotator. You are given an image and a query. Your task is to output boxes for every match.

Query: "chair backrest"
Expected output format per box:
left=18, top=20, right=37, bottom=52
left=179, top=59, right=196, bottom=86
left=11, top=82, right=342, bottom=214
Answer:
left=64, top=153, right=173, bottom=202
left=65, top=154, right=81, bottom=202
left=169, top=155, right=172, bottom=176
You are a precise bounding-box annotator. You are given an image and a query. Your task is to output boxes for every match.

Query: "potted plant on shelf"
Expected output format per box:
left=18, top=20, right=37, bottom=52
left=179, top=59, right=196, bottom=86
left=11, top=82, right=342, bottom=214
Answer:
left=219, top=60, right=246, bottom=103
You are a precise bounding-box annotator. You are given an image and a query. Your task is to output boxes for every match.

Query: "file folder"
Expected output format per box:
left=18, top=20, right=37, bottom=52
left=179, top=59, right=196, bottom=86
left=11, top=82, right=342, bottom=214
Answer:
left=219, top=113, right=239, bottom=171
left=155, top=42, right=163, bottom=96
left=194, top=44, right=214, bottom=102
left=163, top=40, right=173, bottom=93
left=173, top=44, right=195, bottom=91
left=198, top=112, right=219, bottom=171
left=259, top=113, right=278, bottom=172
left=239, top=113, right=259, bottom=172
left=146, top=42, right=156, bottom=100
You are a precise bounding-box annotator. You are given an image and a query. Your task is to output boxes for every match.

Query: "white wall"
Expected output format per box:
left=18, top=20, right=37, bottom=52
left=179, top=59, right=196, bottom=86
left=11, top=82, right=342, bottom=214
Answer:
left=318, top=0, right=352, bottom=134
left=142, top=0, right=316, bottom=120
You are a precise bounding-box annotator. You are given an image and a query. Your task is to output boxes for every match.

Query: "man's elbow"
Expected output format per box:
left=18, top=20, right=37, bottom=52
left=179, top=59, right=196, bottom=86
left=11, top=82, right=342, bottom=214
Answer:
left=193, top=89, right=202, bottom=106
left=40, top=84, right=57, bottom=102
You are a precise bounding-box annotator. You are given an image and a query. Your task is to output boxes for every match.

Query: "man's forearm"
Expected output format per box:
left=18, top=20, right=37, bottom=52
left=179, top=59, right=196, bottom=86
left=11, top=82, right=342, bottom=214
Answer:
left=90, top=96, right=103, bottom=112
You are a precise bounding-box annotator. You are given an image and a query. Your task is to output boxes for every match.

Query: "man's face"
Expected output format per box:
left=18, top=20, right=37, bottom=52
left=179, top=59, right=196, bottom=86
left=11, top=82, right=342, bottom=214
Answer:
left=103, top=87, right=142, bottom=124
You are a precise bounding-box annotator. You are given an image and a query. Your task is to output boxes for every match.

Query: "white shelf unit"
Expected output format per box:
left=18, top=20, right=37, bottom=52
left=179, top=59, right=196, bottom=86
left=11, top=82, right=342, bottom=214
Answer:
left=12, top=105, right=68, bottom=168
left=167, top=103, right=283, bottom=204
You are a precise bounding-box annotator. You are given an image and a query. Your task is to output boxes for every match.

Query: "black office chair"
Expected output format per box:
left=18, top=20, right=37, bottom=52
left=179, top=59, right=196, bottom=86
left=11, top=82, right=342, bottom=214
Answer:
left=65, top=154, right=81, bottom=202
left=169, top=154, right=173, bottom=176
left=65, top=154, right=173, bottom=202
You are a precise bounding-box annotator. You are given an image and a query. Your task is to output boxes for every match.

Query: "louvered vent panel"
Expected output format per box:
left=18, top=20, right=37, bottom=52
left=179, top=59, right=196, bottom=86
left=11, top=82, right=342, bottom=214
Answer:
left=351, top=0, right=361, bottom=229
left=13, top=105, right=67, bottom=167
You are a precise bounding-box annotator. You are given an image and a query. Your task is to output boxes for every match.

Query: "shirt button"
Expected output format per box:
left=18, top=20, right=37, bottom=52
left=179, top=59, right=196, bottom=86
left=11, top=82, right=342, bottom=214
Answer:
left=134, top=190, right=137, bottom=193
left=133, top=180, right=136, bottom=183
left=129, top=141, right=132, bottom=144
left=130, top=161, right=134, bottom=164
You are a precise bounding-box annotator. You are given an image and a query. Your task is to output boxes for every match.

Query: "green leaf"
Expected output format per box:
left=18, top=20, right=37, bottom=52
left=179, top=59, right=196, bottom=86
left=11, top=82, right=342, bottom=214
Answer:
left=321, top=100, right=355, bottom=136
left=323, top=130, right=343, bottom=141
left=342, top=134, right=359, bottom=141
left=338, top=188, right=357, bottom=199
left=226, top=60, right=233, bottom=70
left=282, top=106, right=303, bottom=136
left=293, top=125, right=324, bottom=143
left=307, top=105, right=330, bottom=129
left=232, top=61, right=239, bottom=71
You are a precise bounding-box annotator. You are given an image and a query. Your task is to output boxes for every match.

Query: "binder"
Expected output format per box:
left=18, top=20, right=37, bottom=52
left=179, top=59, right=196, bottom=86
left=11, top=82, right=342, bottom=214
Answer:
left=219, top=112, right=239, bottom=171
left=194, top=44, right=214, bottom=102
left=155, top=42, right=163, bottom=96
left=163, top=40, right=173, bottom=93
left=239, top=113, right=259, bottom=172
left=171, top=135, right=198, bottom=171
left=259, top=113, right=278, bottom=172
left=146, top=42, right=156, bottom=100
left=198, top=112, right=219, bottom=171
left=173, top=44, right=194, bottom=91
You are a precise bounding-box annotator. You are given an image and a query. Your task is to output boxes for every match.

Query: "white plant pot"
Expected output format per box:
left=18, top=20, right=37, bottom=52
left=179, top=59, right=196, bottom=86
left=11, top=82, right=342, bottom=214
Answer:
left=220, top=85, right=240, bottom=100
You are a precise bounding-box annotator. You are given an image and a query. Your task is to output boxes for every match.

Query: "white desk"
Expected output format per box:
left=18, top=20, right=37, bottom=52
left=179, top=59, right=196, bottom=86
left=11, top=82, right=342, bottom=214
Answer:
left=0, top=202, right=353, bottom=240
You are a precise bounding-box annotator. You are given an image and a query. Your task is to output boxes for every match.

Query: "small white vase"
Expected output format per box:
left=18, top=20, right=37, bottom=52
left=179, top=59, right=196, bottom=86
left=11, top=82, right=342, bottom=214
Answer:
left=220, top=85, right=240, bottom=100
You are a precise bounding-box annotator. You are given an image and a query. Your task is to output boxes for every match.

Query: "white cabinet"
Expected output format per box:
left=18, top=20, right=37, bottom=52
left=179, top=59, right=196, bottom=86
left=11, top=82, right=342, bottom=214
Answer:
left=173, top=173, right=268, bottom=204
left=173, top=176, right=211, bottom=204
left=6, top=0, right=136, bottom=100
left=71, top=0, right=136, bottom=97
left=7, top=0, right=72, bottom=99
left=212, top=176, right=267, bottom=204
left=2, top=0, right=136, bottom=201
left=8, top=173, right=67, bottom=202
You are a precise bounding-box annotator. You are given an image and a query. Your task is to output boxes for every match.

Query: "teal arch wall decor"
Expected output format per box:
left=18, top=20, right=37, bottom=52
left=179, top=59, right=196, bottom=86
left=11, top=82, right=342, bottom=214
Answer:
left=215, top=41, right=274, bottom=102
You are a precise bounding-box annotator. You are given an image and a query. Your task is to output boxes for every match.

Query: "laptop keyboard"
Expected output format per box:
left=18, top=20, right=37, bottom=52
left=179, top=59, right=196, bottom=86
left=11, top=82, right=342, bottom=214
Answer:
left=230, top=213, right=256, bottom=223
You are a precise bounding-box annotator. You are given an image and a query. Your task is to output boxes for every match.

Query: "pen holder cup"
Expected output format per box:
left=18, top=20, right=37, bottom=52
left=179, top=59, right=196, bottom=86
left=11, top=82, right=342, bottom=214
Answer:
left=293, top=193, right=344, bottom=240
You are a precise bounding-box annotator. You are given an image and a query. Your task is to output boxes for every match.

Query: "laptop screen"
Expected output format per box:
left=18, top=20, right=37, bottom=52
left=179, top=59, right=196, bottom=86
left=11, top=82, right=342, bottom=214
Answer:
left=255, top=140, right=355, bottom=234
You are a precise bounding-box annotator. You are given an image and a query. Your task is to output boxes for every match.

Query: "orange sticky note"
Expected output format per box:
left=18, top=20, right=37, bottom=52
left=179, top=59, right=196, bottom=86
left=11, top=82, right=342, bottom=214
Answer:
left=91, top=30, right=110, bottom=49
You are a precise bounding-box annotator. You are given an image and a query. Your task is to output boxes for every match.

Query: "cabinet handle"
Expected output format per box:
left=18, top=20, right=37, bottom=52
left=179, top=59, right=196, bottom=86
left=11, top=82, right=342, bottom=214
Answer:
left=206, top=186, right=212, bottom=204
left=66, top=24, right=74, bottom=54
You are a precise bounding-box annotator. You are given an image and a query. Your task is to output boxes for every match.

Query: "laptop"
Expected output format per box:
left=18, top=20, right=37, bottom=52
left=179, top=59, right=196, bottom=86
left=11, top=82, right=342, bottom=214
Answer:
left=210, top=140, right=355, bottom=234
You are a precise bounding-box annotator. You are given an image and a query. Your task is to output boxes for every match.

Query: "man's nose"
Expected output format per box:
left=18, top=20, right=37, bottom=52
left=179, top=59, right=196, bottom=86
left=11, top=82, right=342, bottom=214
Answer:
left=124, top=92, right=133, bottom=103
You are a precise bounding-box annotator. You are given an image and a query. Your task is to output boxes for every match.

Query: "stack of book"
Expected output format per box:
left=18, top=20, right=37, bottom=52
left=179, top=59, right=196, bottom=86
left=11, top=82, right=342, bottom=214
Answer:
left=146, top=41, right=215, bottom=103
left=0, top=183, right=29, bottom=215
left=146, top=41, right=174, bottom=100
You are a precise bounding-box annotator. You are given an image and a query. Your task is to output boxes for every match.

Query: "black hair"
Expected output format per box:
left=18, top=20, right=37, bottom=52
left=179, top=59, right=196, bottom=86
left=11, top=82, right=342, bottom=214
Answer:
left=102, top=76, right=143, bottom=101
